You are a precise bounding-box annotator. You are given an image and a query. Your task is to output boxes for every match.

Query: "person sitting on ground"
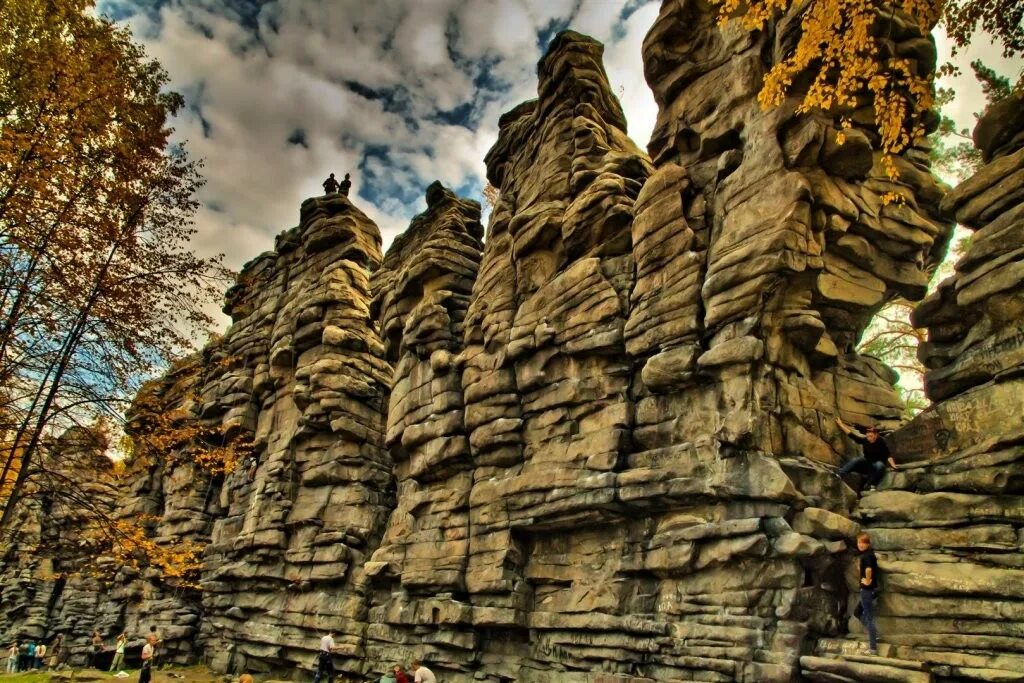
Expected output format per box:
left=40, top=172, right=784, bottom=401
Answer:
left=338, top=173, right=352, bottom=197
left=322, top=173, right=340, bottom=195
left=34, top=641, right=45, bottom=669
left=835, top=417, right=897, bottom=491
left=312, top=631, right=339, bottom=683
left=854, top=532, right=881, bottom=654
left=410, top=660, right=435, bottom=683
left=110, top=633, right=127, bottom=672
left=379, top=667, right=397, bottom=683
left=239, top=673, right=254, bottom=683
left=393, top=665, right=409, bottom=683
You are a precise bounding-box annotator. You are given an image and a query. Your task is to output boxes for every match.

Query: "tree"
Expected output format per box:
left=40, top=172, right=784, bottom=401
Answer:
left=482, top=183, right=500, bottom=210
left=710, top=0, right=1023, bottom=178
left=930, top=60, right=1012, bottom=181
left=857, top=61, right=1009, bottom=416
left=0, top=0, right=230, bottom=529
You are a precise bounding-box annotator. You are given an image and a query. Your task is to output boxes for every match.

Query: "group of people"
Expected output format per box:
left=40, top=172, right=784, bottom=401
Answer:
left=322, top=173, right=352, bottom=196
left=6, top=636, right=57, bottom=672
left=312, top=632, right=434, bottom=683
left=2, top=626, right=161, bottom=677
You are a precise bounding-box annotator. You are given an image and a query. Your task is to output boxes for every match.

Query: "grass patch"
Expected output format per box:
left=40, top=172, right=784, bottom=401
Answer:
left=1, top=665, right=224, bottom=683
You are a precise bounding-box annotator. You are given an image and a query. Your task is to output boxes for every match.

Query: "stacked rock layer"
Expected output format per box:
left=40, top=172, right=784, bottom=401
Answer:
left=1, top=9, right=1021, bottom=683
left=802, top=94, right=1024, bottom=682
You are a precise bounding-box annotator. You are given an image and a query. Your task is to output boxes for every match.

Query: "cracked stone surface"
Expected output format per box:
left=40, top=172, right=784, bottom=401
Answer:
left=0, top=16, right=1020, bottom=683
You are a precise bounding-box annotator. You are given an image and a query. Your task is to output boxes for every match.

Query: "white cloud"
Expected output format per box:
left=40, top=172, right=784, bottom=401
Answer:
left=604, top=2, right=659, bottom=150
left=110, top=0, right=1020, bottom=343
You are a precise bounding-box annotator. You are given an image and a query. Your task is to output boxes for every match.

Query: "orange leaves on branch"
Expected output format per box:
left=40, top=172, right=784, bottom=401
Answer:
left=128, top=389, right=252, bottom=476
left=708, top=0, right=1019, bottom=180
left=84, top=515, right=204, bottom=589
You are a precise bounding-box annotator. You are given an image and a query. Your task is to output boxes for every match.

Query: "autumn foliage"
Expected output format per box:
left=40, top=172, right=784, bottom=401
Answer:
left=127, top=383, right=253, bottom=477
left=0, top=0, right=230, bottom=530
left=710, top=0, right=1023, bottom=178
left=103, top=517, right=205, bottom=588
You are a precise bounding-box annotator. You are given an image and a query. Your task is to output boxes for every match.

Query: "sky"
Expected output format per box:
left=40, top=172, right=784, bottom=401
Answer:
left=97, top=0, right=1022, bottom=333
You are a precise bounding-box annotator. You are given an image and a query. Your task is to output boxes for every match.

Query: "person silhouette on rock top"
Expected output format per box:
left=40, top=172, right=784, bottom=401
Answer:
left=338, top=172, right=351, bottom=196
left=322, top=173, right=340, bottom=195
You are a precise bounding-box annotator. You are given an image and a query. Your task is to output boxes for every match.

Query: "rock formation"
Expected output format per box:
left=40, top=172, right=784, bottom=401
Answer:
left=197, top=194, right=393, bottom=674
left=802, top=93, right=1024, bottom=682
left=0, top=428, right=121, bottom=665
left=1, top=8, right=1022, bottom=683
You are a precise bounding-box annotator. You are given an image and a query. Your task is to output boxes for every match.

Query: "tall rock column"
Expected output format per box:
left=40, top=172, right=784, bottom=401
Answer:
left=364, top=183, right=484, bottom=668
left=622, top=2, right=950, bottom=679
left=200, top=194, right=393, bottom=674
left=829, top=95, right=1024, bottom=681
left=460, top=30, right=651, bottom=679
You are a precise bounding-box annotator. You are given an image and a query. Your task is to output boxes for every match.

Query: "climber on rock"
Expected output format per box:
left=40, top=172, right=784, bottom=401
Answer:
left=322, top=173, right=340, bottom=195
left=312, top=631, right=339, bottom=683
left=338, top=172, right=351, bottom=196
left=835, top=417, right=897, bottom=492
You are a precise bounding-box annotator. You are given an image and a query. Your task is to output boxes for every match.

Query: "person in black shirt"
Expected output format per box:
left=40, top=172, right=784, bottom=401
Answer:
left=835, top=417, right=897, bottom=490
left=322, top=173, right=340, bottom=194
left=855, top=532, right=880, bottom=653
left=338, top=172, right=352, bottom=196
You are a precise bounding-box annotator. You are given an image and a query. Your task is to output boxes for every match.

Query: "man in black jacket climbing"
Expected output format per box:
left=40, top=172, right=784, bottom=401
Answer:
left=835, top=417, right=897, bottom=491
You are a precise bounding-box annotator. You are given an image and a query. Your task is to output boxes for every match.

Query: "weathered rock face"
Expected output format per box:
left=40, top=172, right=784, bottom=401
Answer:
left=197, top=195, right=393, bottom=674
left=0, top=429, right=123, bottom=665
left=828, top=94, right=1024, bottom=682
left=4, top=11, right=1022, bottom=683
left=364, top=182, right=483, bottom=666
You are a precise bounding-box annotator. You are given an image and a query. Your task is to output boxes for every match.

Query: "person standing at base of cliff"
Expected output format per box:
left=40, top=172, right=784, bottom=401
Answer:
left=50, top=633, right=64, bottom=669
left=25, top=641, right=35, bottom=671
left=17, top=641, right=28, bottom=672
left=139, top=640, right=154, bottom=683
left=312, top=631, right=338, bottom=683
left=34, top=641, right=46, bottom=669
left=322, top=173, right=340, bottom=195
left=90, top=631, right=103, bottom=669
left=393, top=665, right=409, bottom=683
left=147, top=626, right=162, bottom=669
left=410, top=660, right=435, bottom=683
left=835, top=418, right=897, bottom=491
left=110, top=633, right=127, bottom=672
left=7, top=642, right=18, bottom=673
left=854, top=532, right=881, bottom=654
left=338, top=173, right=351, bottom=197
